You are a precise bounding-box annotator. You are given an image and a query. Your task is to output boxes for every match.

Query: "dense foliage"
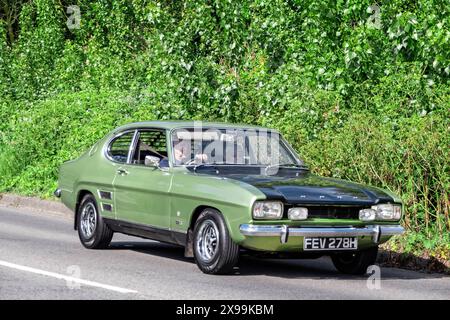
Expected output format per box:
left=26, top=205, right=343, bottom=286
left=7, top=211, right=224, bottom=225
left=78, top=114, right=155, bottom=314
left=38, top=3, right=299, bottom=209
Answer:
left=0, top=0, right=448, bottom=262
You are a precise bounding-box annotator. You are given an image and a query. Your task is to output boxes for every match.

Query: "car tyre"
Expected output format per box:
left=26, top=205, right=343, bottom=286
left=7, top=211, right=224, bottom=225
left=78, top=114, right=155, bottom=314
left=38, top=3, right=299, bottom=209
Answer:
left=77, top=194, right=113, bottom=249
left=193, top=209, right=239, bottom=275
left=331, top=246, right=378, bottom=275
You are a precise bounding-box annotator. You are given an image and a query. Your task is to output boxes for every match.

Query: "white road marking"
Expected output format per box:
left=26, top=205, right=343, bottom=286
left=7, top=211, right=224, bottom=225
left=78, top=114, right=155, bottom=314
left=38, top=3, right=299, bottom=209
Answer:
left=0, top=260, right=138, bottom=294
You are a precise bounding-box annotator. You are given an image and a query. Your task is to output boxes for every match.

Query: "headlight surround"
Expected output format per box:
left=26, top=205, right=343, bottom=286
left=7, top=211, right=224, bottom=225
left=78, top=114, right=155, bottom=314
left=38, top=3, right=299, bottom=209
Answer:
left=253, top=201, right=283, bottom=220
left=371, top=203, right=402, bottom=221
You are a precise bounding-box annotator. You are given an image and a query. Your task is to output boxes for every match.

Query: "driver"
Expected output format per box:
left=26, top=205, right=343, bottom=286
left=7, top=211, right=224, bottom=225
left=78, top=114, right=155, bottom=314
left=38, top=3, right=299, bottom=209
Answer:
left=174, top=139, right=208, bottom=165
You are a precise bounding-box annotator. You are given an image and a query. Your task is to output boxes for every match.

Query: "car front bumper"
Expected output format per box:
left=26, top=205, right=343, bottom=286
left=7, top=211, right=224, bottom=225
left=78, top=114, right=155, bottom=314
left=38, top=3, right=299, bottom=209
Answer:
left=239, top=224, right=405, bottom=245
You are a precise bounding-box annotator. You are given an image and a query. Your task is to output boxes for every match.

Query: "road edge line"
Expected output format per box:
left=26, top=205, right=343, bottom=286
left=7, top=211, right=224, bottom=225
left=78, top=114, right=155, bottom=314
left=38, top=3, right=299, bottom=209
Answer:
left=0, top=259, right=138, bottom=294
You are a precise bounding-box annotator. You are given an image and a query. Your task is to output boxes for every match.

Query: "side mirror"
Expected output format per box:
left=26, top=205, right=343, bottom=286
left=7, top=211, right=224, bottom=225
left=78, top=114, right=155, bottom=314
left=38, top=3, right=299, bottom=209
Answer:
left=144, top=155, right=160, bottom=167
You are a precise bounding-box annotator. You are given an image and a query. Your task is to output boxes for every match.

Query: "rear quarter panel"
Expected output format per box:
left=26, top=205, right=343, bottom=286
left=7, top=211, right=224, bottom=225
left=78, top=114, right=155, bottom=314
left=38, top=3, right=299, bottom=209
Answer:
left=58, top=137, right=116, bottom=219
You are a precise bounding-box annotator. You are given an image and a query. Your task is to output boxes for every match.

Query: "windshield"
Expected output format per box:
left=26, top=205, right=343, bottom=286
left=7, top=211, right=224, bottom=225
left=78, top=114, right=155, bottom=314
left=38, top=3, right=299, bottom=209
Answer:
left=171, top=127, right=303, bottom=167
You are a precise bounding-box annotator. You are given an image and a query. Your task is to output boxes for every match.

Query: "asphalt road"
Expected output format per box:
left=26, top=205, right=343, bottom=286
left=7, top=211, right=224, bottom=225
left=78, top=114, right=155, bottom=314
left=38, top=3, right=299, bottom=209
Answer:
left=0, top=206, right=449, bottom=300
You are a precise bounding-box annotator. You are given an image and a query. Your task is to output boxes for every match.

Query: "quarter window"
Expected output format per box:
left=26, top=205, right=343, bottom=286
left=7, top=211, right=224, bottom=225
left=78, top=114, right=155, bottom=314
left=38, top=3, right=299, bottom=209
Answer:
left=132, top=130, right=167, bottom=165
left=107, top=131, right=134, bottom=163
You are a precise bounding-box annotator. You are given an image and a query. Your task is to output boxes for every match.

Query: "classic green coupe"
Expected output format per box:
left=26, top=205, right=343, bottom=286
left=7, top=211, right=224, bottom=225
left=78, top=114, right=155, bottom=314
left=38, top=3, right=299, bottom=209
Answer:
left=56, top=121, right=404, bottom=275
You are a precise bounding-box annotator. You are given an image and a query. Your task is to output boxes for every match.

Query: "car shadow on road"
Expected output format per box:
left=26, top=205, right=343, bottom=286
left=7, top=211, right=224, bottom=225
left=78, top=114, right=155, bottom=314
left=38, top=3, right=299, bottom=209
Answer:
left=236, top=256, right=448, bottom=280
left=108, top=240, right=448, bottom=280
left=109, top=240, right=191, bottom=262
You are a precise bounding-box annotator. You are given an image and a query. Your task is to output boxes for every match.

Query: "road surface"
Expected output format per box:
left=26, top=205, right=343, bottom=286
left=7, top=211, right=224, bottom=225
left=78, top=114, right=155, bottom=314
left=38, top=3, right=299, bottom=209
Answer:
left=0, top=206, right=448, bottom=299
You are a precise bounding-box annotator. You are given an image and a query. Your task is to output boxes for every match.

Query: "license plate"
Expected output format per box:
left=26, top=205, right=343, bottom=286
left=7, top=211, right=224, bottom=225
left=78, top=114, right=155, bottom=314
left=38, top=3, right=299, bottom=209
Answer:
left=303, top=237, right=358, bottom=251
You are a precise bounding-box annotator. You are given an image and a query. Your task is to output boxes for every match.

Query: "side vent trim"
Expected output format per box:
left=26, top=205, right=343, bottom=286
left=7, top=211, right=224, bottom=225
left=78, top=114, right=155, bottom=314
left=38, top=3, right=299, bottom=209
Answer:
left=98, top=190, right=112, bottom=200
left=102, top=203, right=113, bottom=212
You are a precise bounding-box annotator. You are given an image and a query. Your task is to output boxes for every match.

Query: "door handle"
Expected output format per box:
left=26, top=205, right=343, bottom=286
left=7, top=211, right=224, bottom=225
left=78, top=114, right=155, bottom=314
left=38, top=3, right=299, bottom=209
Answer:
left=117, top=168, right=129, bottom=175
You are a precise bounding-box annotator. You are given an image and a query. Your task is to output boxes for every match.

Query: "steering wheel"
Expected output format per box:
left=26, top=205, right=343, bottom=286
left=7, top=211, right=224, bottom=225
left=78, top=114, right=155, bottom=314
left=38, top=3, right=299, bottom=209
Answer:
left=185, top=158, right=198, bottom=166
left=185, top=154, right=209, bottom=165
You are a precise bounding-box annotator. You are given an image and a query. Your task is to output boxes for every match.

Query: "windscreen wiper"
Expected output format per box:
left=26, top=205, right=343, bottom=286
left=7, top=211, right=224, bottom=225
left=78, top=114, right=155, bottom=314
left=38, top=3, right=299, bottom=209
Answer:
left=264, top=163, right=309, bottom=173
left=193, top=163, right=221, bottom=173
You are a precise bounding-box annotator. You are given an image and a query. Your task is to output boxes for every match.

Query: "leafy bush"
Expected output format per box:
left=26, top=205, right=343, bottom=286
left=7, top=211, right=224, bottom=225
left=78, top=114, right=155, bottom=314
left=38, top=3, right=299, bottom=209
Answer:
left=0, top=90, right=162, bottom=193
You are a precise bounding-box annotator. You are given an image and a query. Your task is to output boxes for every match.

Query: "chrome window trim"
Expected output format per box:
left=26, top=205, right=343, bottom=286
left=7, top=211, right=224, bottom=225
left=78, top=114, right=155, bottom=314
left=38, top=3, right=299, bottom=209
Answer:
left=127, top=130, right=140, bottom=164
left=104, top=127, right=169, bottom=165
left=279, top=136, right=306, bottom=168
left=104, top=129, right=137, bottom=164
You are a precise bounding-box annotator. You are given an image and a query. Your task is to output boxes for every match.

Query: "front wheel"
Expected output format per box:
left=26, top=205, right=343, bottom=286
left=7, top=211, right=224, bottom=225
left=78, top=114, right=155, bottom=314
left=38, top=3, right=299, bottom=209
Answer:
left=193, top=209, right=239, bottom=275
left=77, top=194, right=113, bottom=249
left=331, top=246, right=378, bottom=275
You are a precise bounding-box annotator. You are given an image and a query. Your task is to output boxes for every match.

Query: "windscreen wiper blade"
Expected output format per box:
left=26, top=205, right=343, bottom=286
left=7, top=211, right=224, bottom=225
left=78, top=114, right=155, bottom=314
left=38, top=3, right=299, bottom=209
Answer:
left=265, top=163, right=309, bottom=171
left=193, top=163, right=220, bottom=173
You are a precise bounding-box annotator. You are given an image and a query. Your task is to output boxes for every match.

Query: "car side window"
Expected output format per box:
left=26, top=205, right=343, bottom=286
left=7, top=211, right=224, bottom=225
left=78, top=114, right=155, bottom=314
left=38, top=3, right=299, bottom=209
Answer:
left=131, top=130, right=168, bottom=165
left=107, top=131, right=135, bottom=163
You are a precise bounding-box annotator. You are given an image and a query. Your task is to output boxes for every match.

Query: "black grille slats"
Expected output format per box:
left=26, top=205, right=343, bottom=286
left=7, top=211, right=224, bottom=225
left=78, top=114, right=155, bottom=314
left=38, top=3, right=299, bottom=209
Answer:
left=285, top=205, right=363, bottom=220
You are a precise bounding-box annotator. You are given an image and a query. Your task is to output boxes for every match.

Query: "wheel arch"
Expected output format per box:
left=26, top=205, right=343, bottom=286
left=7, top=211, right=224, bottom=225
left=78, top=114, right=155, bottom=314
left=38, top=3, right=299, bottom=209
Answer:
left=184, top=205, right=226, bottom=258
left=74, top=189, right=95, bottom=230
left=188, top=205, right=240, bottom=274
left=188, top=205, right=224, bottom=232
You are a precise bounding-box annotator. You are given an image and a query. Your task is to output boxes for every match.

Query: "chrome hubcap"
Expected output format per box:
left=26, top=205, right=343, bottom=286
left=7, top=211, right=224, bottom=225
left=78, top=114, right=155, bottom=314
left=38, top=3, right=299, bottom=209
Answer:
left=196, top=220, right=219, bottom=263
left=80, top=203, right=96, bottom=238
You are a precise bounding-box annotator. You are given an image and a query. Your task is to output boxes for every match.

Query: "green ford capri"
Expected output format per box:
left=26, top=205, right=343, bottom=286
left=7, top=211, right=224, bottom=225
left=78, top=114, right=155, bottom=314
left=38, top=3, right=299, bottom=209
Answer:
left=56, top=120, right=404, bottom=275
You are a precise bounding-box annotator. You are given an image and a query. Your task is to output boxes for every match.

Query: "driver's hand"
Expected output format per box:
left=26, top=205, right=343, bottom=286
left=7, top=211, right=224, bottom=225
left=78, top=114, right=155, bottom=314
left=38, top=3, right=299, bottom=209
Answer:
left=194, top=153, right=208, bottom=163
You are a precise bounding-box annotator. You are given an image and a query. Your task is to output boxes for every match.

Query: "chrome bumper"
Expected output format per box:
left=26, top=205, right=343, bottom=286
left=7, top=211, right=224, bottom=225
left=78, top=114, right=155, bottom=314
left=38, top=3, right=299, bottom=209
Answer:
left=239, top=224, right=405, bottom=244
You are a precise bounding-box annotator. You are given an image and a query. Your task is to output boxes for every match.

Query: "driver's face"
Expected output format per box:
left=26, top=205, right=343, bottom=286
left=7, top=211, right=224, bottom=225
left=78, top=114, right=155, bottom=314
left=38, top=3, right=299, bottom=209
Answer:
left=174, top=147, right=185, bottom=161
left=174, top=140, right=190, bottom=163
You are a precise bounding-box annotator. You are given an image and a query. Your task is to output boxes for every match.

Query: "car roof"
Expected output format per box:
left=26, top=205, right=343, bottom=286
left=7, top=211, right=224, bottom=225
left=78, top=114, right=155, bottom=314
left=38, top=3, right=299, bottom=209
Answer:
left=113, top=120, right=278, bottom=132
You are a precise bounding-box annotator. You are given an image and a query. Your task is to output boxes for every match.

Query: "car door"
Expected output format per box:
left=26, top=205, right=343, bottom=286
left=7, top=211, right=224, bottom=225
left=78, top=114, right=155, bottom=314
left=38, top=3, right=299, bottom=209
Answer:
left=101, top=129, right=136, bottom=219
left=112, top=128, right=172, bottom=229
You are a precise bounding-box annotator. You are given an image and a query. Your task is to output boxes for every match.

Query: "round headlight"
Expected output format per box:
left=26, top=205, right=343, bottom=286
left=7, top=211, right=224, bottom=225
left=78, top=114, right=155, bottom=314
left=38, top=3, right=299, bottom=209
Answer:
left=253, top=201, right=283, bottom=220
left=288, top=207, right=308, bottom=220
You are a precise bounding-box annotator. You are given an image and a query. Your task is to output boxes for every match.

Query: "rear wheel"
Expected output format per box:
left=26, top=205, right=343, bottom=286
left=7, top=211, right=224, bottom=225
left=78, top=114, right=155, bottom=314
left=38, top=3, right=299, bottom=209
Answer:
left=77, top=194, right=113, bottom=249
left=193, top=209, right=239, bottom=274
left=331, top=246, right=378, bottom=275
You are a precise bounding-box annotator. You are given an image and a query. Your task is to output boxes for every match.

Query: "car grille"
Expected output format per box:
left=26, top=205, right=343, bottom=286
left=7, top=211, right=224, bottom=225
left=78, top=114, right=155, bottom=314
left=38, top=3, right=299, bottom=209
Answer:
left=294, top=206, right=363, bottom=220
